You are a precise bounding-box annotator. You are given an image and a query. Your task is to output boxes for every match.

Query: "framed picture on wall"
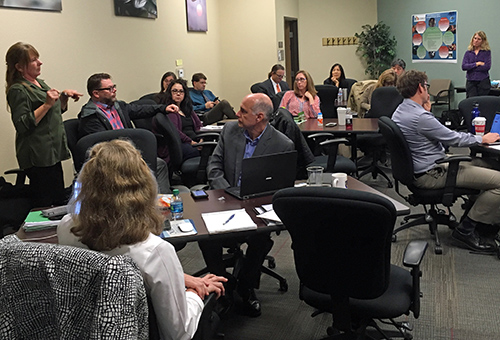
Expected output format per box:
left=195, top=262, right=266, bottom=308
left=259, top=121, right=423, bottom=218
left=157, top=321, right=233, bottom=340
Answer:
left=0, top=0, right=62, bottom=11
left=114, top=0, right=157, bottom=19
left=186, top=0, right=207, bottom=32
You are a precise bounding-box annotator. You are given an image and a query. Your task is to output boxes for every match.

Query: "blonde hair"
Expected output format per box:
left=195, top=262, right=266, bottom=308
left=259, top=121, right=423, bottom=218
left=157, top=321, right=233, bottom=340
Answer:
left=5, top=42, right=39, bottom=93
left=467, top=31, right=490, bottom=51
left=70, top=139, right=163, bottom=251
left=293, top=70, right=317, bottom=97
left=376, top=69, right=398, bottom=89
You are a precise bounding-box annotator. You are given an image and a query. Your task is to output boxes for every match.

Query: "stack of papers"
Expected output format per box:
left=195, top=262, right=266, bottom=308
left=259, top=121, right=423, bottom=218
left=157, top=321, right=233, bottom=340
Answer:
left=23, top=211, right=60, bottom=232
left=202, top=208, right=257, bottom=234
left=255, top=204, right=283, bottom=225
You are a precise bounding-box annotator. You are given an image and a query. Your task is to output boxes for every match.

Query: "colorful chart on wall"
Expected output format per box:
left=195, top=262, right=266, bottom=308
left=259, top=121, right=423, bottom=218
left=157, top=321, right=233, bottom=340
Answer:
left=412, top=10, right=457, bottom=63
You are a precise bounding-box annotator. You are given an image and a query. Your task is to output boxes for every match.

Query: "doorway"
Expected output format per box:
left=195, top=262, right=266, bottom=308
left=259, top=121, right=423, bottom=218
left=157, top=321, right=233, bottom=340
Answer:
left=284, top=17, right=299, bottom=88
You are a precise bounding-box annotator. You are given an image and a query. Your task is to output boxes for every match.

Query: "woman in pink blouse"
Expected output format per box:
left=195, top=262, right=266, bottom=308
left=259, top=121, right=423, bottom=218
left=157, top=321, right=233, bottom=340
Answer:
left=279, top=70, right=321, bottom=119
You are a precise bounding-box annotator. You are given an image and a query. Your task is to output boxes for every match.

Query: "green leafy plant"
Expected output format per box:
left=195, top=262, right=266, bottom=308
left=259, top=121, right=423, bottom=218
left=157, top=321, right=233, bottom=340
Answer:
left=355, top=22, right=397, bottom=79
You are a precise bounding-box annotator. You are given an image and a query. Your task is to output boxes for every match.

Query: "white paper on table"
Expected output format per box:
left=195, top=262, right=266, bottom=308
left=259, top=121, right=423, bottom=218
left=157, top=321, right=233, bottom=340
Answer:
left=200, top=125, right=223, bottom=131
left=256, top=210, right=282, bottom=223
left=201, top=208, right=257, bottom=234
left=487, top=144, right=500, bottom=150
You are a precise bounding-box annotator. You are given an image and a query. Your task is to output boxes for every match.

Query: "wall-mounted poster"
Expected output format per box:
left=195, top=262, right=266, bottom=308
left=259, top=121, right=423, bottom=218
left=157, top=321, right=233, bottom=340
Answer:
left=412, top=10, right=457, bottom=63
left=114, top=0, right=157, bottom=19
left=186, top=0, right=207, bottom=32
left=0, top=0, right=61, bottom=11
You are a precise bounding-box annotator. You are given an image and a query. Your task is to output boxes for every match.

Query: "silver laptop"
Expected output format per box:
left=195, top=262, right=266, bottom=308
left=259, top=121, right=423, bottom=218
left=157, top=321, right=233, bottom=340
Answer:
left=224, top=151, right=297, bottom=200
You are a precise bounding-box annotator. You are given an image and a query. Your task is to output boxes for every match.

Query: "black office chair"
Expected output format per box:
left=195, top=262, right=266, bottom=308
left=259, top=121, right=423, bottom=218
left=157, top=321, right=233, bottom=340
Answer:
left=0, top=170, right=31, bottom=238
left=428, top=79, right=452, bottom=113
left=357, top=87, right=403, bottom=187
left=315, top=85, right=339, bottom=118
left=344, top=78, right=358, bottom=98
left=153, top=113, right=219, bottom=188
left=270, top=108, right=315, bottom=179
left=379, top=116, right=480, bottom=254
left=251, top=82, right=286, bottom=112
left=273, top=187, right=428, bottom=340
left=307, top=133, right=357, bottom=175
left=73, top=129, right=158, bottom=173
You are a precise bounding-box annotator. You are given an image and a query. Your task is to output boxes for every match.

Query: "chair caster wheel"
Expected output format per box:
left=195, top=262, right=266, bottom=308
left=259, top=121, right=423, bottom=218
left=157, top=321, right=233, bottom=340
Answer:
left=279, top=280, right=288, bottom=292
left=392, top=234, right=397, bottom=242
left=267, top=258, right=276, bottom=269
left=434, top=245, right=443, bottom=254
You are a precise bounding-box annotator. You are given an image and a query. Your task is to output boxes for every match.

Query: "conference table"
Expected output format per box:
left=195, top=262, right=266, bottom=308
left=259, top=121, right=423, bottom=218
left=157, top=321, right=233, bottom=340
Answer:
left=15, top=176, right=409, bottom=245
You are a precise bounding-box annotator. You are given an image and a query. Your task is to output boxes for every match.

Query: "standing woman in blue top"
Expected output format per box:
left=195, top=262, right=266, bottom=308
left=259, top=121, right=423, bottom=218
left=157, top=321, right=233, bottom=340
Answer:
left=462, top=31, right=491, bottom=98
left=5, top=42, right=82, bottom=207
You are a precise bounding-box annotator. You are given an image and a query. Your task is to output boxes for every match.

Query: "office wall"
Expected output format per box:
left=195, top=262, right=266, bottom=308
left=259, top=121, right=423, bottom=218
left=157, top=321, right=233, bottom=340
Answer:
left=378, top=0, right=500, bottom=107
left=297, top=0, right=377, bottom=85
left=275, top=0, right=299, bottom=73
left=0, top=0, right=276, bottom=185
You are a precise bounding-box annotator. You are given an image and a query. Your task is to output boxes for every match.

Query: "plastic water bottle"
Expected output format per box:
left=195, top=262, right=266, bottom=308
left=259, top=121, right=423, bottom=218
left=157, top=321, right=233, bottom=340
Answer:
left=171, top=189, right=183, bottom=220
left=337, top=88, right=343, bottom=106
left=317, top=112, right=323, bottom=126
left=471, top=102, right=480, bottom=133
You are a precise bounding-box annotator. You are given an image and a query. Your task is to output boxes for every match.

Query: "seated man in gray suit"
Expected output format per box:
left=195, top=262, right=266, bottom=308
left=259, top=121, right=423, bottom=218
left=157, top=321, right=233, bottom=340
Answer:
left=200, top=93, right=294, bottom=317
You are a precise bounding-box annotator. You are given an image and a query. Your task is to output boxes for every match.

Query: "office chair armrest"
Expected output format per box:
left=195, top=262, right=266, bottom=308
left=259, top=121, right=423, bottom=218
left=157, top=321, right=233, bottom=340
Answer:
left=4, top=168, right=26, bottom=188
left=319, top=138, right=350, bottom=146
left=403, top=240, right=428, bottom=268
left=435, top=154, right=472, bottom=165
left=307, top=132, right=334, bottom=139
left=436, top=155, right=472, bottom=206
left=192, top=141, right=218, bottom=148
left=195, top=132, right=220, bottom=141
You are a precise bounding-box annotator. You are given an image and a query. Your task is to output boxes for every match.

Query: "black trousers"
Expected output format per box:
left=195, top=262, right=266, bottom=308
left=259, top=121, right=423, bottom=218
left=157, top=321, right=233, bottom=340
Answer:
left=466, top=77, right=491, bottom=98
left=24, top=162, right=66, bottom=208
left=198, top=233, right=274, bottom=290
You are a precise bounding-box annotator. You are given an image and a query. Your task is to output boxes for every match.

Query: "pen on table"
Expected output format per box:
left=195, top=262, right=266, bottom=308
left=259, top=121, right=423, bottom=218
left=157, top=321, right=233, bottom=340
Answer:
left=223, top=214, right=235, bottom=225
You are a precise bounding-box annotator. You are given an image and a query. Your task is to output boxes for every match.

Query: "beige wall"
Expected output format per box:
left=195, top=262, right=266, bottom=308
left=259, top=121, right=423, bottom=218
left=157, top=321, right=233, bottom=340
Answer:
left=297, top=0, right=377, bottom=85
left=0, top=0, right=276, bottom=185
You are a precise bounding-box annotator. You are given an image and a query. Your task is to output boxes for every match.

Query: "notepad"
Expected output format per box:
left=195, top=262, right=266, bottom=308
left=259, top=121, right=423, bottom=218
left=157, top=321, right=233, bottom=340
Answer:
left=201, top=208, right=257, bottom=234
left=23, top=211, right=61, bottom=232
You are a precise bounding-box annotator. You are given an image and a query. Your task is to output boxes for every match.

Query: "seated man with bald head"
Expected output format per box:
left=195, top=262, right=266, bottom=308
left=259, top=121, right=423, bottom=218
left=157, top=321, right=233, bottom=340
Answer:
left=200, top=93, right=294, bottom=317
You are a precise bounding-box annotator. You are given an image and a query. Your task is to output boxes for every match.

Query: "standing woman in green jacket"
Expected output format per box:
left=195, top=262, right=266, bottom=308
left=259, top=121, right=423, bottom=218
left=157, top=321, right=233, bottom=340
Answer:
left=5, top=42, right=82, bottom=207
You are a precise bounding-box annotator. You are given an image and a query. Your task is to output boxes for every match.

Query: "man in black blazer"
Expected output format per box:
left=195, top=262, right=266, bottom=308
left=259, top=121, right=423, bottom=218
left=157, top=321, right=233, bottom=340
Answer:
left=201, top=93, right=294, bottom=317
left=253, top=64, right=290, bottom=111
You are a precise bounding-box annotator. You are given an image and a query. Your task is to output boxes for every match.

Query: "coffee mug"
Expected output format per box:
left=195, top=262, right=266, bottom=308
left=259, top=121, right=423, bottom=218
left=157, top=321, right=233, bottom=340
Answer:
left=337, top=107, right=347, bottom=126
left=306, top=166, right=324, bottom=186
left=331, top=172, right=347, bottom=188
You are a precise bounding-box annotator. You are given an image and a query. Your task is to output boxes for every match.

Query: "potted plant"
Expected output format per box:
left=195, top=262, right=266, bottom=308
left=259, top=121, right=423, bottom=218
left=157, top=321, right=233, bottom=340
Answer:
left=355, top=22, right=397, bottom=79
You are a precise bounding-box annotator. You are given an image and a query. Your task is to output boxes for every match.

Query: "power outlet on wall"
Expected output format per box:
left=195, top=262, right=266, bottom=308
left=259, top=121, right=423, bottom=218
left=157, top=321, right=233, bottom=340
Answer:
left=177, top=68, right=184, bottom=78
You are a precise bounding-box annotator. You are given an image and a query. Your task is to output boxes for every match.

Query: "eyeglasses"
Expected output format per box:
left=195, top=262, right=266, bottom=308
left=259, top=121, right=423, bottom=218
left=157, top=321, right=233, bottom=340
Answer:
left=422, top=83, right=431, bottom=90
left=295, top=78, right=307, bottom=83
left=96, top=85, right=117, bottom=92
left=274, top=73, right=285, bottom=79
left=172, top=89, right=184, bottom=94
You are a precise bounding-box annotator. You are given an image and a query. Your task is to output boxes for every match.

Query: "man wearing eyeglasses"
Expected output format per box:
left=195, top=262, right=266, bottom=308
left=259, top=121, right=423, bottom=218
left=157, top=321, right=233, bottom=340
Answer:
left=189, top=72, right=237, bottom=125
left=392, top=70, right=500, bottom=253
left=77, top=73, right=177, bottom=193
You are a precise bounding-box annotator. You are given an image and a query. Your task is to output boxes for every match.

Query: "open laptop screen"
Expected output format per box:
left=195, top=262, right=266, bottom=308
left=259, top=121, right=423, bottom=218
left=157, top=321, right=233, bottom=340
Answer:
left=489, top=113, right=500, bottom=134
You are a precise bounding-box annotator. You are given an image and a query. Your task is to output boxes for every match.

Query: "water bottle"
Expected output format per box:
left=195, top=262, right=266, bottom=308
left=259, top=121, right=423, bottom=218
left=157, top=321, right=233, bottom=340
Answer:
left=337, top=88, right=343, bottom=106
left=471, top=102, right=480, bottom=133
left=171, top=189, right=183, bottom=220
left=317, top=112, right=323, bottom=126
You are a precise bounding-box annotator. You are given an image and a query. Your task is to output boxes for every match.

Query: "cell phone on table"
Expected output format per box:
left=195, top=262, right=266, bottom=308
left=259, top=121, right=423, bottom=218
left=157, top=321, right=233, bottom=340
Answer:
left=191, top=189, right=209, bottom=199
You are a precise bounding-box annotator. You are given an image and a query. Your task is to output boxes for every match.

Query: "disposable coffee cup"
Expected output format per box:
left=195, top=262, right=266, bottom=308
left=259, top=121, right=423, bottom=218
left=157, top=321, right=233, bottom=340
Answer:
left=306, top=166, right=324, bottom=186
left=472, top=117, right=486, bottom=136
left=337, top=107, right=347, bottom=125
left=331, top=173, right=348, bottom=188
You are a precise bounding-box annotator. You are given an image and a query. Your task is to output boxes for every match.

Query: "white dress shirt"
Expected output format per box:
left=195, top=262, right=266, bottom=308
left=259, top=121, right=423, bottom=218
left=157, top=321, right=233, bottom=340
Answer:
left=57, top=215, right=204, bottom=340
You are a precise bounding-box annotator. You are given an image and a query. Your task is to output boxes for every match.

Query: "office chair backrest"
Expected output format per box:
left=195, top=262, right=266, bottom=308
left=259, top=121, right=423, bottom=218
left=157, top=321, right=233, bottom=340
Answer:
left=0, top=235, right=148, bottom=339
left=345, top=78, right=357, bottom=97
left=273, top=186, right=395, bottom=299
left=366, top=87, right=403, bottom=118
left=378, top=116, right=415, bottom=186
left=458, top=96, right=500, bottom=133
left=428, top=79, right=451, bottom=99
left=63, top=118, right=80, bottom=159
left=74, top=129, right=157, bottom=173
left=250, top=82, right=265, bottom=94
left=153, top=112, right=184, bottom=172
left=315, top=84, right=338, bottom=118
